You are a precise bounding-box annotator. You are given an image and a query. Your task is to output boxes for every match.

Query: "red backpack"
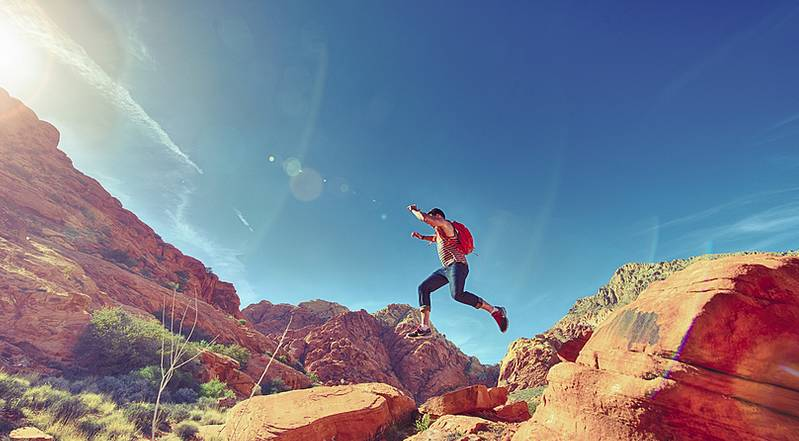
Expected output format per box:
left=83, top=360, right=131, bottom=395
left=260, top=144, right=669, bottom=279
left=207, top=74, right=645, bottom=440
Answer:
left=451, top=221, right=475, bottom=255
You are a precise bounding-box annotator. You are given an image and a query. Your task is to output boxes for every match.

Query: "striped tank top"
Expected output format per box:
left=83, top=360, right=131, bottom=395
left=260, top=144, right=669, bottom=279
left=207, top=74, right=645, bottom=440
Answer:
left=435, top=225, right=467, bottom=267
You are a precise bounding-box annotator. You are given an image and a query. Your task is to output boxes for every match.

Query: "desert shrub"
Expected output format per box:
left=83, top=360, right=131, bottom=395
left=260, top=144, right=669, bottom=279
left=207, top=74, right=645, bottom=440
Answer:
left=76, top=415, right=105, bottom=438
left=100, top=248, right=139, bottom=268
left=175, top=270, right=191, bottom=292
left=0, top=372, right=28, bottom=402
left=414, top=414, right=431, bottom=433
left=188, top=409, right=204, bottom=421
left=0, top=398, right=25, bottom=433
left=173, top=387, right=199, bottom=404
left=262, top=378, right=288, bottom=395
left=199, top=408, right=226, bottom=425
left=162, top=403, right=193, bottom=424
left=76, top=307, right=175, bottom=375
left=50, top=395, right=91, bottom=422
left=308, top=371, right=320, bottom=384
left=196, top=341, right=250, bottom=368
left=174, top=420, right=200, bottom=440
left=509, top=386, right=546, bottom=415
left=20, top=384, right=70, bottom=410
left=123, top=402, right=167, bottom=436
left=199, top=379, right=234, bottom=400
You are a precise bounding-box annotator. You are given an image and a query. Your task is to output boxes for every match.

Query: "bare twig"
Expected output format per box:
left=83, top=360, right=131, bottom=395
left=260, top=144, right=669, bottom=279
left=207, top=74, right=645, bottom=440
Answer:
left=251, top=313, right=293, bottom=398
left=151, top=288, right=203, bottom=440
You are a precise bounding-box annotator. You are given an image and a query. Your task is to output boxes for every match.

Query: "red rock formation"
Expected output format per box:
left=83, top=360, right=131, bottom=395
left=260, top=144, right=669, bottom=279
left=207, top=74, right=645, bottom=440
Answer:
left=499, top=253, right=799, bottom=392
left=244, top=301, right=499, bottom=402
left=488, top=401, right=531, bottom=423
left=196, top=350, right=256, bottom=398
left=219, top=383, right=416, bottom=441
left=419, top=385, right=508, bottom=419
left=0, top=89, right=299, bottom=389
left=516, top=254, right=799, bottom=441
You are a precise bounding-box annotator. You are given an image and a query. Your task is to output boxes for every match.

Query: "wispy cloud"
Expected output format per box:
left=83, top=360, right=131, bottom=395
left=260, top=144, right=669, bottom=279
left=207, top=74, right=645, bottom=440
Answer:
left=638, top=186, right=799, bottom=234
left=166, top=188, right=253, bottom=295
left=769, top=113, right=799, bottom=131
left=234, top=208, right=254, bottom=232
left=0, top=0, right=201, bottom=173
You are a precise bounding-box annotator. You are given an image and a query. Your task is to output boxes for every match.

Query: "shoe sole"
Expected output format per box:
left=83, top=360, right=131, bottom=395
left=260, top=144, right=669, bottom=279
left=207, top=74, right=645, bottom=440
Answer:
left=497, top=307, right=508, bottom=333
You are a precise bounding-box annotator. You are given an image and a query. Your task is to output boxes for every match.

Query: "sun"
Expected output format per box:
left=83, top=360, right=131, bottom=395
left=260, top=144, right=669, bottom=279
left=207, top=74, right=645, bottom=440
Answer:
left=0, top=14, right=45, bottom=94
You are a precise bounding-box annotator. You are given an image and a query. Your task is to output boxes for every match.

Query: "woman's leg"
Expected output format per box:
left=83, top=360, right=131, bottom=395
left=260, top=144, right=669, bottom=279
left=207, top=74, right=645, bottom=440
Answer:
left=418, top=269, right=448, bottom=327
left=446, top=263, right=486, bottom=309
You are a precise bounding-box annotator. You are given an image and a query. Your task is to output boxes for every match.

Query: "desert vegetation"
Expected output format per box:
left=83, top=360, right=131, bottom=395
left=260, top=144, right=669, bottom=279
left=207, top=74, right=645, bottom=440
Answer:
left=0, top=304, right=250, bottom=440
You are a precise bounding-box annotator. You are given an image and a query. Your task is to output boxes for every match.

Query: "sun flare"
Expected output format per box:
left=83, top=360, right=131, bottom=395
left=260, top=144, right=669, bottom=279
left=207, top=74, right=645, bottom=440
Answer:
left=0, top=14, right=45, bottom=94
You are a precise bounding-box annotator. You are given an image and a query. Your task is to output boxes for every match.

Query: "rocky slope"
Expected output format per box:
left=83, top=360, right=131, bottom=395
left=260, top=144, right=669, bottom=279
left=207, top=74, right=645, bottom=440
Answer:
left=499, top=251, right=799, bottom=392
left=244, top=301, right=499, bottom=402
left=516, top=254, right=799, bottom=440
left=0, top=88, right=305, bottom=388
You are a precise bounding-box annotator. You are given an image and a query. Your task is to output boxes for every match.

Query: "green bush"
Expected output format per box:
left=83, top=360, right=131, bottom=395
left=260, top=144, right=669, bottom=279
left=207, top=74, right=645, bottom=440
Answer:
left=509, top=386, right=546, bottom=415
left=123, top=402, right=167, bottom=436
left=20, top=384, right=70, bottom=410
left=50, top=395, right=91, bottom=422
left=175, top=421, right=200, bottom=440
left=199, top=379, right=234, bottom=400
left=76, top=416, right=105, bottom=438
left=0, top=371, right=28, bottom=400
left=261, top=378, right=288, bottom=395
left=76, top=307, right=179, bottom=375
left=308, top=372, right=320, bottom=384
left=196, top=341, right=250, bottom=368
left=414, top=414, right=431, bottom=433
left=199, top=408, right=226, bottom=425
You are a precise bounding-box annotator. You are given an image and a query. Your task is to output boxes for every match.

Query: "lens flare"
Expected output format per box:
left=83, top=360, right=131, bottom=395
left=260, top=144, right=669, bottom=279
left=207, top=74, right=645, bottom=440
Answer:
left=290, top=167, right=323, bottom=202
left=283, top=157, right=302, bottom=177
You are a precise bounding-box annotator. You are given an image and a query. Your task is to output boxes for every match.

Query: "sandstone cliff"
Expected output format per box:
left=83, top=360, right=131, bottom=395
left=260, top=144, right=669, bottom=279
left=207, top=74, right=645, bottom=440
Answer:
left=515, top=254, right=799, bottom=440
left=499, top=251, right=799, bottom=392
left=0, top=88, right=306, bottom=390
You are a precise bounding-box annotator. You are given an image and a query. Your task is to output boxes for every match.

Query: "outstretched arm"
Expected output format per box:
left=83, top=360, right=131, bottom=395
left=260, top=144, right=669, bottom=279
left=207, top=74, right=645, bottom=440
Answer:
left=412, top=232, right=436, bottom=242
left=407, top=205, right=448, bottom=228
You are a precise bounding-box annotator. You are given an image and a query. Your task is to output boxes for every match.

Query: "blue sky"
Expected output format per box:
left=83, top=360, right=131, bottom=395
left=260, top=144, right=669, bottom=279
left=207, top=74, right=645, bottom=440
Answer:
left=2, top=0, right=799, bottom=364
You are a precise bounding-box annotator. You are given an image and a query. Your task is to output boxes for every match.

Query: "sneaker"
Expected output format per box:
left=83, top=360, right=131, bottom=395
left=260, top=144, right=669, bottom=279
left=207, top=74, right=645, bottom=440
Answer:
left=406, top=326, right=433, bottom=338
left=492, top=306, right=508, bottom=333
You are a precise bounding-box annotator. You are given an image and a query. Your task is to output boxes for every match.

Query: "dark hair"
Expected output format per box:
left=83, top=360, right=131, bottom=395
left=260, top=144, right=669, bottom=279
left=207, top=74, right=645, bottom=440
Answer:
left=427, top=208, right=446, bottom=218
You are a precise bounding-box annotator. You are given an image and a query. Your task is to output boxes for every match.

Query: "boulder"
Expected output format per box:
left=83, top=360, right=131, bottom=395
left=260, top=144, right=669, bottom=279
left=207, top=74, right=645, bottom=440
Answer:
left=404, top=415, right=517, bottom=441
left=9, top=427, right=53, bottom=441
left=419, top=385, right=508, bottom=419
left=220, top=383, right=415, bottom=441
left=488, top=401, right=531, bottom=423
left=516, top=254, right=799, bottom=441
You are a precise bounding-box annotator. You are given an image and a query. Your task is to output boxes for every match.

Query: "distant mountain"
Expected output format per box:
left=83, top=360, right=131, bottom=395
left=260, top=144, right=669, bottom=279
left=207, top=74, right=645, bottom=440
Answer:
left=244, top=300, right=498, bottom=402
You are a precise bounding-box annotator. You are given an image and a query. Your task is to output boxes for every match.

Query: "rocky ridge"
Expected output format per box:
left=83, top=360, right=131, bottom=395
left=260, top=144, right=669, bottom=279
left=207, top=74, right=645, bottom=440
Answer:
left=499, top=251, right=799, bottom=392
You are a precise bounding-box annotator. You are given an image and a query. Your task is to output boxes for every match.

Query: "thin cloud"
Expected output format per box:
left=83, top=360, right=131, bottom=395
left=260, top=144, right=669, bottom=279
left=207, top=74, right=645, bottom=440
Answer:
left=234, top=208, right=255, bottom=232
left=0, top=0, right=201, bottom=173
left=662, top=200, right=799, bottom=258
left=769, top=113, right=799, bottom=131
left=638, top=186, right=799, bottom=234
left=166, top=188, right=250, bottom=286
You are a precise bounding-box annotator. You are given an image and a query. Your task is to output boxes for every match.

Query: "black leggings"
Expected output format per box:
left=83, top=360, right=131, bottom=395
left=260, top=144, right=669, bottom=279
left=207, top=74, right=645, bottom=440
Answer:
left=418, top=262, right=483, bottom=310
